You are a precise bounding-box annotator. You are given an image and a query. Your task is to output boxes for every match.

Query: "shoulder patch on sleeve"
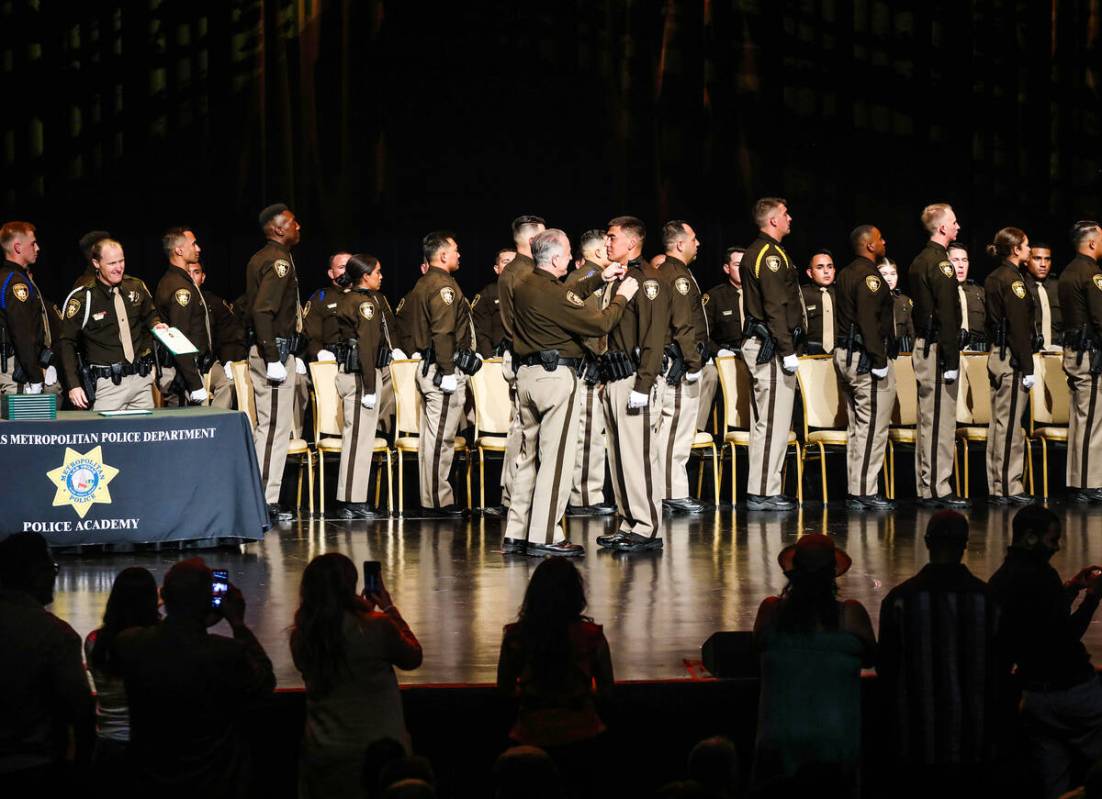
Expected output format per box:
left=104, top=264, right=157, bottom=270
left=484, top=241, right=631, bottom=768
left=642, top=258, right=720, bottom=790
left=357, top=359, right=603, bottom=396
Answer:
left=273, top=259, right=290, bottom=278
left=65, top=297, right=81, bottom=318
left=566, top=291, right=585, bottom=307
left=1011, top=280, right=1027, bottom=299
left=1093, top=275, right=1102, bottom=292
left=865, top=275, right=881, bottom=293
left=674, top=277, right=690, bottom=295
left=439, top=287, right=455, bottom=305
left=701, top=292, right=710, bottom=306
left=643, top=279, right=660, bottom=300
left=938, top=260, right=954, bottom=278
left=765, top=255, right=781, bottom=273
left=11, top=283, right=29, bottom=302
left=359, top=301, right=375, bottom=320
left=174, top=288, right=191, bottom=307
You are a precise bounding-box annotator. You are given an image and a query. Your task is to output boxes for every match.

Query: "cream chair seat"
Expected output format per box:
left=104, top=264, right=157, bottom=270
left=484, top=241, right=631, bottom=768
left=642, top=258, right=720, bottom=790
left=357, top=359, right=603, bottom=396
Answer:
left=467, top=358, right=511, bottom=509
left=1028, top=352, right=1070, bottom=499
left=795, top=355, right=849, bottom=503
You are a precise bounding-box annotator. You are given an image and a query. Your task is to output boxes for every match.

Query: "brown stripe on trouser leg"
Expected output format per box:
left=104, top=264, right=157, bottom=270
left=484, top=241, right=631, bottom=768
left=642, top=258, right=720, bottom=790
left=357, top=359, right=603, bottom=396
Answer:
left=503, top=368, right=541, bottom=543
left=532, top=370, right=581, bottom=544
left=1065, top=350, right=1089, bottom=488
left=344, top=373, right=364, bottom=501
left=642, top=397, right=661, bottom=537
left=608, top=376, right=662, bottom=536
left=662, top=380, right=681, bottom=498
left=912, top=342, right=956, bottom=499
left=743, top=340, right=796, bottom=497
left=574, top=384, right=596, bottom=506
left=570, top=383, right=606, bottom=507
left=659, top=377, right=699, bottom=500
left=337, top=371, right=381, bottom=503
left=500, top=376, right=522, bottom=503
left=416, top=366, right=463, bottom=508
left=985, top=352, right=1024, bottom=497
left=603, top=377, right=637, bottom=532
left=249, top=347, right=295, bottom=504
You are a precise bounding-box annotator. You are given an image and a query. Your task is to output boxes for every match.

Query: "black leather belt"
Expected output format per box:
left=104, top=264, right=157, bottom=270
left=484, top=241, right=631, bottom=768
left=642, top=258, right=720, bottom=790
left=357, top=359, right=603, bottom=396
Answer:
left=517, top=353, right=584, bottom=371
left=88, top=355, right=155, bottom=381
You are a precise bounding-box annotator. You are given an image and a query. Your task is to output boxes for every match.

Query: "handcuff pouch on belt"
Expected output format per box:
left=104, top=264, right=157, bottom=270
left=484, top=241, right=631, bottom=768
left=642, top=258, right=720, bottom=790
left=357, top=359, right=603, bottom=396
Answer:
left=599, top=350, right=635, bottom=382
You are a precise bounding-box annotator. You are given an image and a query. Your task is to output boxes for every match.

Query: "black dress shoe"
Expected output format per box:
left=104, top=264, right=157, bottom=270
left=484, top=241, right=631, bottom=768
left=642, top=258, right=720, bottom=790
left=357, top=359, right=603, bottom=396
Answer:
left=846, top=494, right=895, bottom=511
left=745, top=494, right=798, bottom=511
left=589, top=502, right=617, bottom=515
left=335, top=502, right=378, bottom=519
left=609, top=533, right=663, bottom=552
left=566, top=505, right=595, bottom=517
left=917, top=494, right=971, bottom=509
left=596, top=530, right=628, bottom=548
left=525, top=540, right=585, bottom=557
left=568, top=502, right=619, bottom=517
left=267, top=504, right=293, bottom=522
left=482, top=504, right=508, bottom=517
left=501, top=537, right=527, bottom=555
left=422, top=504, right=466, bottom=518
left=1069, top=489, right=1102, bottom=504
left=663, top=497, right=707, bottom=514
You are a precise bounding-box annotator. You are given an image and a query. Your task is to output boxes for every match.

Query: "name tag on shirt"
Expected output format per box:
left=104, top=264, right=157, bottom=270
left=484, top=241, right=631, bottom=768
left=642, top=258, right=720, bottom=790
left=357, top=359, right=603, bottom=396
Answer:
left=722, top=310, right=732, bottom=316
left=326, top=303, right=337, bottom=309
left=93, top=311, right=107, bottom=321
left=807, top=305, right=817, bottom=311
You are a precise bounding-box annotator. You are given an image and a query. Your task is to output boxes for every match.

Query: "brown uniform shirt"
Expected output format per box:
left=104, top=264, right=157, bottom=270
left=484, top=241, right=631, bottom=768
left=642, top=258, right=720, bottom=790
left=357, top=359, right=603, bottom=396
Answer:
left=0, top=259, right=50, bottom=382
left=704, top=282, right=743, bottom=351
left=244, top=240, right=301, bottom=363
left=302, top=285, right=343, bottom=359
left=323, top=288, right=384, bottom=393
left=203, top=289, right=248, bottom=363
left=71, top=265, right=96, bottom=291
left=58, top=276, right=161, bottom=386
left=907, top=241, right=961, bottom=370
left=1057, top=254, right=1102, bottom=343
left=154, top=265, right=212, bottom=392
left=512, top=267, right=626, bottom=360
left=960, top=280, right=987, bottom=335
left=1023, top=273, right=1063, bottom=343
left=891, top=291, right=915, bottom=341
left=660, top=256, right=705, bottom=371
left=607, top=259, right=671, bottom=393
left=835, top=257, right=893, bottom=369
left=984, top=261, right=1035, bottom=375
left=404, top=266, right=466, bottom=375
left=800, top=283, right=838, bottom=354
left=564, top=260, right=613, bottom=356
left=740, top=233, right=803, bottom=358
left=497, top=252, right=535, bottom=345
left=393, top=290, right=415, bottom=354
left=471, top=280, right=504, bottom=356
left=369, top=289, right=398, bottom=353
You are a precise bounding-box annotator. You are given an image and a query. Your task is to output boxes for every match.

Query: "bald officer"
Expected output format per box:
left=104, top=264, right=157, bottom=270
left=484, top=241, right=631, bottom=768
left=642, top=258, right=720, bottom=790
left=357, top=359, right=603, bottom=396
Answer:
left=502, top=229, right=634, bottom=557
left=908, top=203, right=968, bottom=509
left=739, top=197, right=803, bottom=511
left=834, top=226, right=895, bottom=510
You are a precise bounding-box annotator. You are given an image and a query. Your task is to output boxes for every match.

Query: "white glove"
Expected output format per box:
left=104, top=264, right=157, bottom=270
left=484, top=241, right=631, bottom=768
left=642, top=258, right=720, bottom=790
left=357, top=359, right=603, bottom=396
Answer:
left=1022, top=374, right=1036, bottom=390
left=716, top=348, right=735, bottom=358
left=266, top=361, right=288, bottom=382
left=223, top=362, right=235, bottom=383
left=189, top=387, right=209, bottom=403
left=440, top=373, right=458, bottom=393
left=410, top=351, right=423, bottom=361
left=392, top=348, right=408, bottom=360
left=685, top=370, right=702, bottom=383
left=871, top=366, right=889, bottom=379
left=294, top=357, right=308, bottom=375
left=24, top=382, right=42, bottom=395
left=475, top=353, right=484, bottom=361
left=628, top=390, right=649, bottom=409
left=316, top=349, right=336, bottom=362
left=361, top=393, right=377, bottom=410
left=942, top=369, right=958, bottom=383
left=782, top=354, right=799, bottom=373
left=43, top=365, right=57, bottom=386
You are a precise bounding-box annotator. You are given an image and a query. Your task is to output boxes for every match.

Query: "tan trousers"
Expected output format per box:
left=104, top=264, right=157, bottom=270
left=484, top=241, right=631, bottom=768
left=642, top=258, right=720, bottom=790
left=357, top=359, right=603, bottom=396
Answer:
left=416, top=364, right=467, bottom=508
left=912, top=339, right=959, bottom=498
left=696, top=361, right=718, bottom=431
left=1064, top=349, right=1102, bottom=489
left=209, top=364, right=234, bottom=409
left=570, top=381, right=607, bottom=507
left=0, top=362, right=63, bottom=397
left=292, top=362, right=309, bottom=439
left=504, top=366, right=581, bottom=544
left=740, top=339, right=797, bottom=497
left=157, top=365, right=183, bottom=407
left=657, top=376, right=701, bottom=499
left=376, top=367, right=394, bottom=435
left=92, top=373, right=155, bottom=412
left=834, top=351, right=895, bottom=496
left=986, top=350, right=1027, bottom=497
left=500, top=351, right=521, bottom=505
left=603, top=375, right=665, bottom=538
left=336, top=370, right=381, bottom=503
left=249, top=347, right=295, bottom=504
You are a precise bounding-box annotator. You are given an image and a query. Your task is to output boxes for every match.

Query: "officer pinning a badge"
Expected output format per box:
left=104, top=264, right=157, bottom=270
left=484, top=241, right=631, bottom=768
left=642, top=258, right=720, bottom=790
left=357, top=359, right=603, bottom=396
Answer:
left=1058, top=220, right=1102, bottom=502
left=598, top=216, right=671, bottom=551
left=739, top=197, right=803, bottom=511
left=154, top=227, right=214, bottom=406
left=0, top=221, right=60, bottom=397
left=908, top=203, right=969, bottom=508
left=500, top=229, right=635, bottom=557
left=321, top=254, right=389, bottom=519
left=834, top=225, right=896, bottom=510
left=244, top=202, right=305, bottom=523
left=59, top=239, right=167, bottom=411
left=983, top=227, right=1037, bottom=504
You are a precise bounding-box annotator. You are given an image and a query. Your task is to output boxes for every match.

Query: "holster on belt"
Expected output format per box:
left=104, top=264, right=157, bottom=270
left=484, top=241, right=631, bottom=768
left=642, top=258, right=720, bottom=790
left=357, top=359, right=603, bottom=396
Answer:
left=921, top=320, right=937, bottom=359
left=274, top=335, right=300, bottom=364
left=375, top=345, right=392, bottom=370
left=420, top=346, right=435, bottom=377
left=994, top=320, right=1008, bottom=361
left=579, top=353, right=602, bottom=385
left=743, top=318, right=775, bottom=365
left=110, top=362, right=123, bottom=385
left=1092, top=346, right=1102, bottom=376
left=538, top=349, right=561, bottom=372
left=77, top=352, right=96, bottom=403
left=338, top=340, right=361, bottom=374
left=663, top=342, right=687, bottom=385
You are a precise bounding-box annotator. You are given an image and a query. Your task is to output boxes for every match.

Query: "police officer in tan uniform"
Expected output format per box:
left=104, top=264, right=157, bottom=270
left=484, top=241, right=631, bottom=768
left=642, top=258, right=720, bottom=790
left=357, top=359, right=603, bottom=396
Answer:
left=984, top=227, right=1036, bottom=504
left=908, top=203, right=968, bottom=508
left=0, top=222, right=60, bottom=397
left=598, top=216, right=671, bottom=551
left=406, top=231, right=481, bottom=517
left=834, top=226, right=896, bottom=510
left=471, top=248, right=515, bottom=356
left=244, top=203, right=304, bottom=523
left=154, top=228, right=213, bottom=406
left=702, top=247, right=746, bottom=429
left=1058, top=220, right=1102, bottom=502
left=186, top=262, right=245, bottom=409
left=59, top=239, right=166, bottom=411
left=502, top=229, right=635, bottom=557
left=654, top=220, right=707, bottom=513
left=1024, top=242, right=1063, bottom=350
left=739, top=198, right=802, bottom=511
left=564, top=229, right=617, bottom=517
left=951, top=242, right=988, bottom=352
left=322, top=254, right=387, bottom=519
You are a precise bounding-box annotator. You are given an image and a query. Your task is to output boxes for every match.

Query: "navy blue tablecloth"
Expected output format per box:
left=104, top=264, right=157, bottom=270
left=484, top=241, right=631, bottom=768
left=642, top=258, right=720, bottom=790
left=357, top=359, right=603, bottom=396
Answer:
left=0, top=407, right=268, bottom=550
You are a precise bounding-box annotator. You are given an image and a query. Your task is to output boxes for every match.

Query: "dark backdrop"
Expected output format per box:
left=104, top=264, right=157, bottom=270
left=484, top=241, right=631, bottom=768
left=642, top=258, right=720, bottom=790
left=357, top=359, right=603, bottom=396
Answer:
left=2, top=0, right=1100, bottom=307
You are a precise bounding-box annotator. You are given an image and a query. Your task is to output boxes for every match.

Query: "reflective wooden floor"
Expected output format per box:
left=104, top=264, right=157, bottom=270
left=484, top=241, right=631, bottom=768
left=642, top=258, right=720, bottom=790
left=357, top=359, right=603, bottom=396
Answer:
left=51, top=502, right=1102, bottom=688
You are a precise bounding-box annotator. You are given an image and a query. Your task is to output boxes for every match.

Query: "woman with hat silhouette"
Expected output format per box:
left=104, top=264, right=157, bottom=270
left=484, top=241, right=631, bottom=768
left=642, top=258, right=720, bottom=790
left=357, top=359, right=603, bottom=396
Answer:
left=750, top=534, right=876, bottom=796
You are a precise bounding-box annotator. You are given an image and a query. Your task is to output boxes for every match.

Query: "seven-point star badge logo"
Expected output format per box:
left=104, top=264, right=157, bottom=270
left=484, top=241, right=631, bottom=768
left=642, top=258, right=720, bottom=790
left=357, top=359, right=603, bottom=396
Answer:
left=46, top=447, right=119, bottom=519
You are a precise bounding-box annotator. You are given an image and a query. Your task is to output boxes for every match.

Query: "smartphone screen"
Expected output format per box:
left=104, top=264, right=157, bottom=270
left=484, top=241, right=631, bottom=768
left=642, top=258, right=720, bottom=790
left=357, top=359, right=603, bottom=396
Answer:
left=211, top=569, right=230, bottom=609
left=363, top=561, right=381, bottom=595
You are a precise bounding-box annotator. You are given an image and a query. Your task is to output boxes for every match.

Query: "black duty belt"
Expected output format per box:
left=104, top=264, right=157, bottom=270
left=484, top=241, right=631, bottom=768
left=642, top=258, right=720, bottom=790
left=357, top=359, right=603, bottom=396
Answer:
left=88, top=355, right=155, bottom=382
left=517, top=352, right=584, bottom=371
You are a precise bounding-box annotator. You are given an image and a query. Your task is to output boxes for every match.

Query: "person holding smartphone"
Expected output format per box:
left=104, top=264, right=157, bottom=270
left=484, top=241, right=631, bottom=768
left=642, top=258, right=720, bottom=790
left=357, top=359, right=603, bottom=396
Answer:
left=290, top=554, right=422, bottom=799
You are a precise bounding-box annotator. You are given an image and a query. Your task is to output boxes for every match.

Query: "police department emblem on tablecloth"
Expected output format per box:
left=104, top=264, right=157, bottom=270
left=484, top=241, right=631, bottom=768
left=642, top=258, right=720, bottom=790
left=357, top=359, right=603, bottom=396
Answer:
left=47, top=447, right=119, bottom=519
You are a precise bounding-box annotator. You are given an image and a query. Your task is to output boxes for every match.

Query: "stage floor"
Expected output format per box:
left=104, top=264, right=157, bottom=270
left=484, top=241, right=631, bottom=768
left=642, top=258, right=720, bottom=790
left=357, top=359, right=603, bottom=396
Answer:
left=51, top=501, right=1102, bottom=688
